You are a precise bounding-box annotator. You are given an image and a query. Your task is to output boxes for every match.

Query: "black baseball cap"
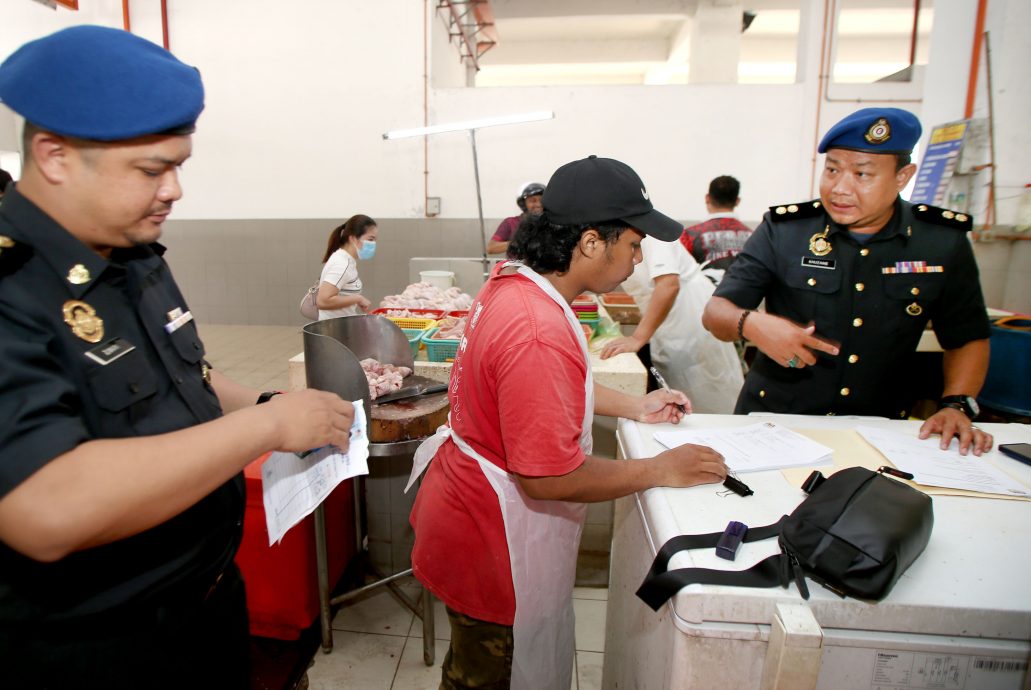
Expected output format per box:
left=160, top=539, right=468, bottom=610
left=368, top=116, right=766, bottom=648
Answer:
left=542, top=155, right=682, bottom=241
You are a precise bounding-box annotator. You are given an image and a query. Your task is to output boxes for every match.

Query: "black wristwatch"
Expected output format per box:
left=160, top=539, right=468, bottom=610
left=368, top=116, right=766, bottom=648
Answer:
left=938, top=395, right=979, bottom=420
left=256, top=390, right=282, bottom=405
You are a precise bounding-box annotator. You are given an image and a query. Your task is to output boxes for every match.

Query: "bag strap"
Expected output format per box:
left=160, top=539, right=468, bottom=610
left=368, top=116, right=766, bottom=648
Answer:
left=636, top=516, right=797, bottom=611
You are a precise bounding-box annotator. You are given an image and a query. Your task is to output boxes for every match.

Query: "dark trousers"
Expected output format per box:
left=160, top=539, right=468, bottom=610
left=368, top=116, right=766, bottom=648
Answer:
left=1, top=564, right=250, bottom=690
left=440, top=605, right=514, bottom=690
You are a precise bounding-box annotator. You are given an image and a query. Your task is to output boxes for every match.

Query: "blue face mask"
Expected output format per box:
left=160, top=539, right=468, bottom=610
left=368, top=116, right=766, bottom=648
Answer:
left=357, top=239, right=377, bottom=260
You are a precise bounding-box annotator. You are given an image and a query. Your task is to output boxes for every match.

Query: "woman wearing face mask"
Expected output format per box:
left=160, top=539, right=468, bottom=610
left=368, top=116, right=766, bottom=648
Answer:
left=316, top=214, right=378, bottom=319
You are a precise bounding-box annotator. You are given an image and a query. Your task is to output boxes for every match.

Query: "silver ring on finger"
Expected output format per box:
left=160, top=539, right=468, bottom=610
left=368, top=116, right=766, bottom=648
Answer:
left=787, top=355, right=800, bottom=368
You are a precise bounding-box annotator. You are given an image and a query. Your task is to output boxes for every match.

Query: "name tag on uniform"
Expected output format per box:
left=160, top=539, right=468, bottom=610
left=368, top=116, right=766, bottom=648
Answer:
left=801, top=257, right=836, bottom=270
left=164, top=309, right=194, bottom=334
left=85, top=336, right=136, bottom=365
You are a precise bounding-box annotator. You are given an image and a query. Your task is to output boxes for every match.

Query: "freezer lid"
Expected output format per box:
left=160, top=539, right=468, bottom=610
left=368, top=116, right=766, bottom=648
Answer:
left=618, top=415, right=1031, bottom=641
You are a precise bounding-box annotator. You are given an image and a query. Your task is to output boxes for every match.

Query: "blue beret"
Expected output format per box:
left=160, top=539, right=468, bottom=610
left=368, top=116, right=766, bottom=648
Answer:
left=0, top=25, right=204, bottom=141
left=818, top=107, right=921, bottom=155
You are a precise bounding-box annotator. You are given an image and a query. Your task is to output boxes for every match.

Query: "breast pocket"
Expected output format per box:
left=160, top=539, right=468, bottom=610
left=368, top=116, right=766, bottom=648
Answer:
left=86, top=347, right=158, bottom=412
left=167, top=320, right=205, bottom=364
left=881, top=273, right=946, bottom=330
left=782, top=262, right=843, bottom=327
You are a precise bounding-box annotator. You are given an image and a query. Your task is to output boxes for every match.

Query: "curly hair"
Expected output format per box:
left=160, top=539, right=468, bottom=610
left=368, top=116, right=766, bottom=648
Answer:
left=506, top=212, right=629, bottom=274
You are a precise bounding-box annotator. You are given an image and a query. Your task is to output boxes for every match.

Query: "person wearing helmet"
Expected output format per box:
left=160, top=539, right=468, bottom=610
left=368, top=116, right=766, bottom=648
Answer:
left=487, top=182, right=545, bottom=255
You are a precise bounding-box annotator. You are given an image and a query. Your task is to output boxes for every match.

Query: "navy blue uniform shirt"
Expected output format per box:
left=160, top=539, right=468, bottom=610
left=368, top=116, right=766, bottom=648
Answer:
left=0, top=187, right=244, bottom=623
left=714, top=198, right=990, bottom=417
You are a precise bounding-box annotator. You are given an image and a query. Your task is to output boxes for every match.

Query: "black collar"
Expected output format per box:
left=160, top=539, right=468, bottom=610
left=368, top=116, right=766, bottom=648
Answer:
left=0, top=186, right=162, bottom=297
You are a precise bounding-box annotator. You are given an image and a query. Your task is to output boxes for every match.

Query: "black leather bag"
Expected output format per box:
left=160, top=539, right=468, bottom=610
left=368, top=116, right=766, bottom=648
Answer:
left=636, top=467, right=934, bottom=610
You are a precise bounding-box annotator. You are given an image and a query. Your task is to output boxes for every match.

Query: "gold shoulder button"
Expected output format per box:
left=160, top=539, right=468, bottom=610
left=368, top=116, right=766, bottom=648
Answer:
left=768, top=200, right=823, bottom=221
left=912, top=203, right=972, bottom=231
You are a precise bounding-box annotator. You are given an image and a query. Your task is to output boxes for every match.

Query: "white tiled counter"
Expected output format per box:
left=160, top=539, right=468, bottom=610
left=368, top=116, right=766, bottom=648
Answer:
left=288, top=317, right=647, bottom=396
left=288, top=348, right=645, bottom=394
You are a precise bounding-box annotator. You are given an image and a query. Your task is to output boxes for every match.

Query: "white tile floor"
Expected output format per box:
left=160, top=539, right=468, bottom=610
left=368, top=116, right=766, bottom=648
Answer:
left=199, top=323, right=302, bottom=390
left=307, top=579, right=607, bottom=690
left=199, top=324, right=610, bottom=689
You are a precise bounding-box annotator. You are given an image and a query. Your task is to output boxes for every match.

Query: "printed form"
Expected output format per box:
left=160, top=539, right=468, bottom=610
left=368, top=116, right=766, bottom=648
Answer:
left=262, top=401, right=370, bottom=545
left=857, top=426, right=1031, bottom=498
left=653, top=422, right=833, bottom=473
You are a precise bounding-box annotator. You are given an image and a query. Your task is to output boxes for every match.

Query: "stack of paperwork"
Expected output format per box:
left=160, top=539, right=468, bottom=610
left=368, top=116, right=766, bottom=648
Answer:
left=261, top=401, right=370, bottom=545
left=653, top=421, right=833, bottom=473
left=857, top=426, right=1031, bottom=498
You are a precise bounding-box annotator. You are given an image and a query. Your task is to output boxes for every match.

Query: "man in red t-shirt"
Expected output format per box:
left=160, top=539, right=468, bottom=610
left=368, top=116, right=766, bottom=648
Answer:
left=680, top=175, right=753, bottom=272
left=486, top=182, right=545, bottom=255
left=410, top=156, right=727, bottom=690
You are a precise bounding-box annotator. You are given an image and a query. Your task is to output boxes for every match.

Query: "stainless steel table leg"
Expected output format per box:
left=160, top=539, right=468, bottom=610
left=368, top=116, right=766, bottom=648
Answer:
left=314, top=503, right=333, bottom=653
left=422, top=585, right=435, bottom=665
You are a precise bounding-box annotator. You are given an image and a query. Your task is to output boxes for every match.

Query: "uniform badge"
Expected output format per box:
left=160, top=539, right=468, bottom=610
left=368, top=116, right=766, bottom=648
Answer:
left=808, top=225, right=833, bottom=257
left=62, top=300, right=105, bottom=343
left=864, top=118, right=891, bottom=145
left=67, top=264, right=91, bottom=285
left=906, top=302, right=923, bottom=316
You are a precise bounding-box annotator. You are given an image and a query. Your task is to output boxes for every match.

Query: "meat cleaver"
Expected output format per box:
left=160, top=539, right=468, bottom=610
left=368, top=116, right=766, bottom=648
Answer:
left=373, top=375, right=449, bottom=404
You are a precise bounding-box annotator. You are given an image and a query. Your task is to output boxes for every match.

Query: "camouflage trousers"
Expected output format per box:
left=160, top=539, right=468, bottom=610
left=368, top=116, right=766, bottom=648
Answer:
left=439, top=606, right=514, bottom=690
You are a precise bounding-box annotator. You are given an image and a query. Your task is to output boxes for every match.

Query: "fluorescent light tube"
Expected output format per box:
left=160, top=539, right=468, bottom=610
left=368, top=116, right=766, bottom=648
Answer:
left=383, top=111, right=555, bottom=140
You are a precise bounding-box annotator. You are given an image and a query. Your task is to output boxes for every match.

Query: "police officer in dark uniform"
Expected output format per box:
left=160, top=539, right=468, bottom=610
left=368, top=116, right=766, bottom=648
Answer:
left=0, top=26, right=354, bottom=688
left=702, top=107, right=994, bottom=456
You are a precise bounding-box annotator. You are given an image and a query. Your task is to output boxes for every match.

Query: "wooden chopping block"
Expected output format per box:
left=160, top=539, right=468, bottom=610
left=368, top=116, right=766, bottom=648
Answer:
left=370, top=391, right=449, bottom=443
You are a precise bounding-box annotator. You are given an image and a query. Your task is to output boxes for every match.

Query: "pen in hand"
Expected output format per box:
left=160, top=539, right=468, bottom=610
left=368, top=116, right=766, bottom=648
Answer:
left=649, top=366, right=687, bottom=414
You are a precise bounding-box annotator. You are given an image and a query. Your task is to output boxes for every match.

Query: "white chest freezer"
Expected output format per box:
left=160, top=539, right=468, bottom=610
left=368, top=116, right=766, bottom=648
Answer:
left=604, top=415, right=1031, bottom=690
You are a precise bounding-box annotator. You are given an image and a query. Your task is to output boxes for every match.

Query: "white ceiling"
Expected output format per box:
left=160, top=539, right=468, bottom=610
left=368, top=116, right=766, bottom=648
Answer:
left=473, top=1, right=934, bottom=86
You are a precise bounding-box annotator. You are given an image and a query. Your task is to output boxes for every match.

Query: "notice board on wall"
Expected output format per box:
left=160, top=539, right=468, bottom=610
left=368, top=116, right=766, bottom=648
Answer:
left=910, top=120, right=970, bottom=206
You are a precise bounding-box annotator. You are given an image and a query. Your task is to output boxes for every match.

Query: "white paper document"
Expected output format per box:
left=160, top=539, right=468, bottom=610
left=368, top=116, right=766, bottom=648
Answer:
left=653, top=422, right=833, bottom=473
left=857, top=425, right=1031, bottom=498
left=262, top=401, right=370, bottom=545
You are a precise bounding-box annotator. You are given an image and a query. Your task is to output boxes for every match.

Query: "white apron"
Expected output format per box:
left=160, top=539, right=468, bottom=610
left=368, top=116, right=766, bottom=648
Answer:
left=406, top=263, right=593, bottom=690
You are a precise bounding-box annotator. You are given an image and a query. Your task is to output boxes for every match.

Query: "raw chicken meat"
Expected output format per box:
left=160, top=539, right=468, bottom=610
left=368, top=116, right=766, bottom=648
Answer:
left=379, top=282, right=473, bottom=312
left=360, top=358, right=413, bottom=400
left=430, top=316, right=467, bottom=340
left=382, top=308, right=441, bottom=318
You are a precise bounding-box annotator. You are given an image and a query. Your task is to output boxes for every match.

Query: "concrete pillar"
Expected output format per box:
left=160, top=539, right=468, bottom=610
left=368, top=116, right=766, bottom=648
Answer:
left=688, top=0, right=742, bottom=84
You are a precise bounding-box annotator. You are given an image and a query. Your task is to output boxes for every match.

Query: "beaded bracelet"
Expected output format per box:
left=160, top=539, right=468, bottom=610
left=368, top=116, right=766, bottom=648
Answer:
left=737, top=310, right=752, bottom=342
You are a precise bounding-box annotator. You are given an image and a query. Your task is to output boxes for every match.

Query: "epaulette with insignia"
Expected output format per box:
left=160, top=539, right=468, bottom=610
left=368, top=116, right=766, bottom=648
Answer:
left=768, top=200, right=824, bottom=221
left=0, top=234, right=33, bottom=278
left=911, top=203, right=973, bottom=232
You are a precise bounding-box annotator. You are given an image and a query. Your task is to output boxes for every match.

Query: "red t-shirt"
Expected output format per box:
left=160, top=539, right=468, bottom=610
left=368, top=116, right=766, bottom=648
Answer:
left=410, top=266, right=588, bottom=625
left=490, top=215, right=522, bottom=243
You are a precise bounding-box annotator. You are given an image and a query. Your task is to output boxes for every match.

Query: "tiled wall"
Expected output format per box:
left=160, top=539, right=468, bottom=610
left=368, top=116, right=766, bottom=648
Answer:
left=161, top=218, right=504, bottom=326
left=163, top=218, right=1031, bottom=327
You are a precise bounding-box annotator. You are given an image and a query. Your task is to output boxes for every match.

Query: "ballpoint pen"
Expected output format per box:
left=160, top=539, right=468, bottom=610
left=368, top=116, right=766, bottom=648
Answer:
left=649, top=366, right=687, bottom=414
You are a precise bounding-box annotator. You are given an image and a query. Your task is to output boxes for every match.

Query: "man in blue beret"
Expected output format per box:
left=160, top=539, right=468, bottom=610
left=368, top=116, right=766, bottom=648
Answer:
left=703, top=107, right=993, bottom=455
left=0, top=25, right=355, bottom=688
